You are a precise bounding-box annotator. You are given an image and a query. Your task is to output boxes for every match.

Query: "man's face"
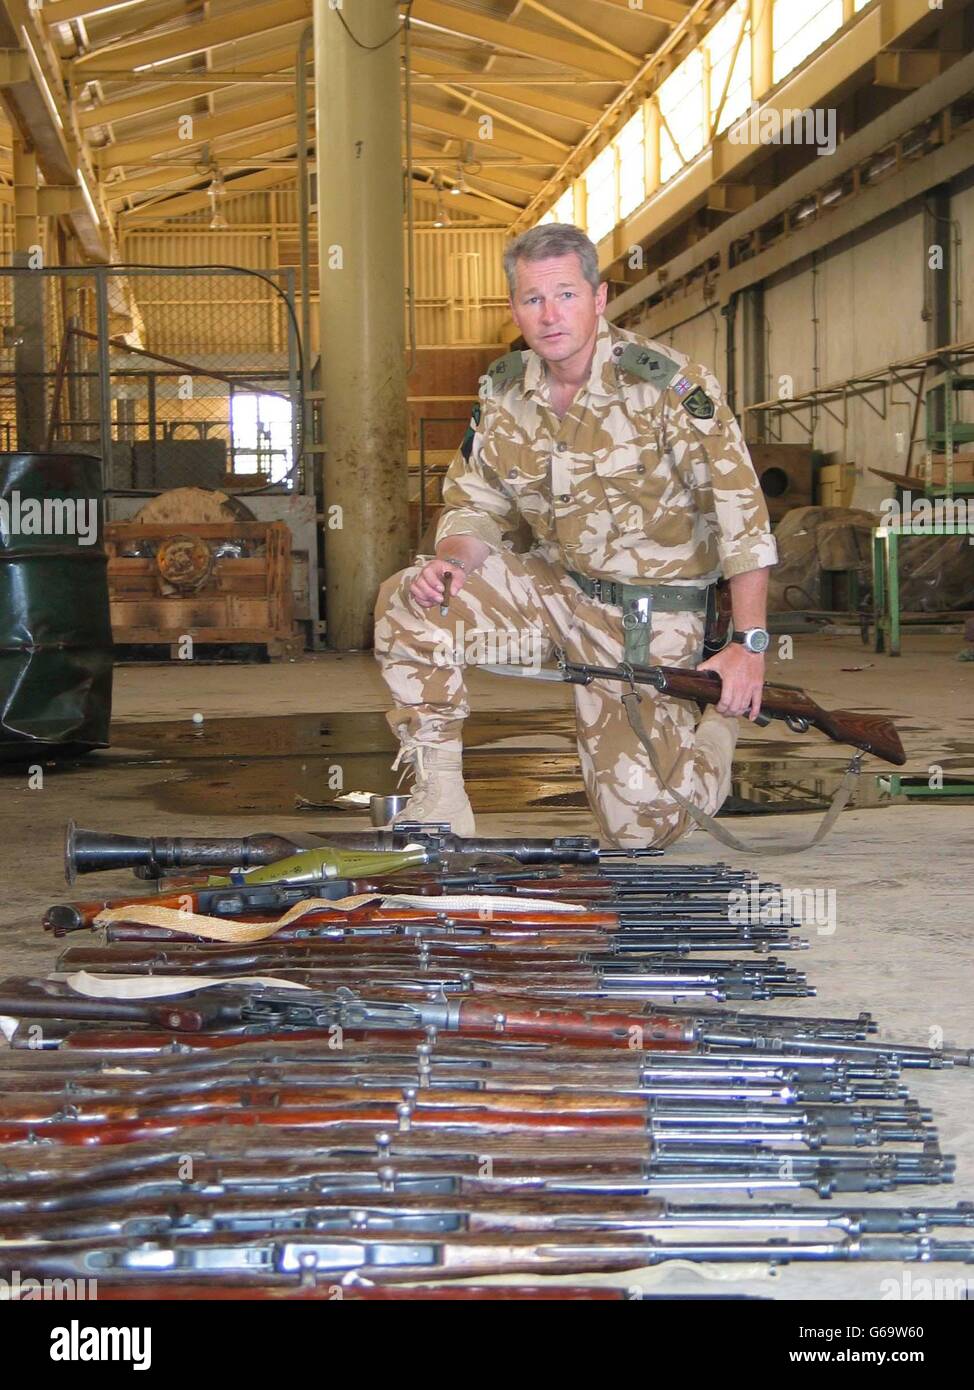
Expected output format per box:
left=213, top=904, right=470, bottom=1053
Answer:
left=509, top=253, right=608, bottom=369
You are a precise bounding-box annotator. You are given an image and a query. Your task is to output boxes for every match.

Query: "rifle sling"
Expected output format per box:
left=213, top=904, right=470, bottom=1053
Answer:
left=92, top=892, right=585, bottom=942
left=620, top=690, right=863, bottom=856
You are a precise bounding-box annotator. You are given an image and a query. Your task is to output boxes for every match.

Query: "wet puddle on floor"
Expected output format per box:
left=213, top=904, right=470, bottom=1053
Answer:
left=23, top=711, right=966, bottom=818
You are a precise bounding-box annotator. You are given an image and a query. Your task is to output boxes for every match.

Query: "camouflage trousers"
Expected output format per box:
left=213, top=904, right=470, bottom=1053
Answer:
left=373, top=548, right=737, bottom=849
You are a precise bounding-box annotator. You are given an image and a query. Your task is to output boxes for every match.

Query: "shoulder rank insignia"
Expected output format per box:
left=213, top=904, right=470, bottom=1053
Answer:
left=613, top=341, right=680, bottom=391
left=484, top=351, right=526, bottom=392
left=459, top=403, right=481, bottom=462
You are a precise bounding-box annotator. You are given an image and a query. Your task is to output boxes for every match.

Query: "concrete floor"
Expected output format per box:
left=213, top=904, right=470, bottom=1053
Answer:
left=1, top=630, right=972, bottom=1301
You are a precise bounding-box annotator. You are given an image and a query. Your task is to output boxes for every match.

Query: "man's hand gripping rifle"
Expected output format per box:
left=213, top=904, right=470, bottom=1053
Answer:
left=490, top=650, right=905, bottom=767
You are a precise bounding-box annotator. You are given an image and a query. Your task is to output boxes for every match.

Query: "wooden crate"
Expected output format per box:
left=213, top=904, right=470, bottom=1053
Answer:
left=105, top=520, right=299, bottom=659
left=817, top=462, right=857, bottom=509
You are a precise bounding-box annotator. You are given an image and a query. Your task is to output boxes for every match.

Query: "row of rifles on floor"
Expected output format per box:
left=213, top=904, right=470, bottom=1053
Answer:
left=0, top=821, right=971, bottom=1300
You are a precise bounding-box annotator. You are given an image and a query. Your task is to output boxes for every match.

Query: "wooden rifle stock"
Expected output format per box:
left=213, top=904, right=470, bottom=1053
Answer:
left=0, top=1105, right=654, bottom=1148
left=0, top=975, right=696, bottom=1057
left=91, top=1283, right=631, bottom=1301
left=53, top=942, right=614, bottom=970
left=44, top=898, right=621, bottom=937
left=0, top=1084, right=652, bottom=1124
left=452, top=995, right=692, bottom=1046
left=0, top=1192, right=677, bottom=1242
left=49, top=1020, right=697, bottom=1052
left=0, top=980, right=210, bottom=1032
left=9, top=1228, right=957, bottom=1282
left=58, top=1029, right=438, bottom=1051
left=630, top=664, right=907, bottom=766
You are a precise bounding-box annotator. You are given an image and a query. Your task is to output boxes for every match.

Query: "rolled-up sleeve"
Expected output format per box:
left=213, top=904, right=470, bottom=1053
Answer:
left=435, top=405, right=520, bottom=551
left=674, top=365, right=778, bottom=579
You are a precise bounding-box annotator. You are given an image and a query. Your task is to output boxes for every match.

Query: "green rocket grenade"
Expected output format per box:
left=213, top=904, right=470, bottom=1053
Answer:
left=206, top=844, right=438, bottom=887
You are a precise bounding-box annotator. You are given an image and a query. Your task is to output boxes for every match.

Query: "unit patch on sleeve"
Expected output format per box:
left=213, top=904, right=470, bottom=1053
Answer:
left=459, top=404, right=481, bottom=462
left=681, top=385, right=716, bottom=420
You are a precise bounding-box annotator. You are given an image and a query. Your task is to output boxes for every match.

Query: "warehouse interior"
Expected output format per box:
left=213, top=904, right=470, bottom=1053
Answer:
left=0, top=0, right=973, bottom=1315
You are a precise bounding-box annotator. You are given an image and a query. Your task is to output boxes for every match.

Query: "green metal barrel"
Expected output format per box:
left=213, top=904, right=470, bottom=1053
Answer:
left=0, top=452, right=113, bottom=757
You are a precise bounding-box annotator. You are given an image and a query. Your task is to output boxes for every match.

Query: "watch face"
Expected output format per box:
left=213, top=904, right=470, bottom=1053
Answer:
left=747, top=629, right=770, bottom=653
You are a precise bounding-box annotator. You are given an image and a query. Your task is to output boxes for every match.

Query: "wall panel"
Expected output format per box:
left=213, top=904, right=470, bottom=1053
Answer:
left=409, top=227, right=510, bottom=346
left=763, top=206, right=929, bottom=507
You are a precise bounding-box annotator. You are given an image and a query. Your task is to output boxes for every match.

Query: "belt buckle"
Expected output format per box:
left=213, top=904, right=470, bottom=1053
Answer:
left=591, top=579, right=602, bottom=602
left=622, top=595, right=651, bottom=629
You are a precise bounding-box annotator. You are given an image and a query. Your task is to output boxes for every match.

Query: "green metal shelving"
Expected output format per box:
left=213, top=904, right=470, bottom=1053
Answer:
left=872, top=362, right=974, bottom=654
left=922, top=366, right=974, bottom=497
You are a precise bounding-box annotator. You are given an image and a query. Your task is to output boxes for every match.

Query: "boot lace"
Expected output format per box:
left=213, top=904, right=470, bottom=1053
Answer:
left=390, top=741, right=431, bottom=815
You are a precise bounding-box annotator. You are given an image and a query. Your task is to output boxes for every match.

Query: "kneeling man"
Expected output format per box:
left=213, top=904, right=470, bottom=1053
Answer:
left=374, top=224, right=776, bottom=848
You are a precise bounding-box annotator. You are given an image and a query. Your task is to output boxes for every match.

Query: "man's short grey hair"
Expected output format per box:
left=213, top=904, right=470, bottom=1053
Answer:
left=503, top=224, right=601, bottom=297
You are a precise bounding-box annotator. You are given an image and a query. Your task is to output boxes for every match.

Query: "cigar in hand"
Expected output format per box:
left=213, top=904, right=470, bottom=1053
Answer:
left=440, top=569, right=453, bottom=617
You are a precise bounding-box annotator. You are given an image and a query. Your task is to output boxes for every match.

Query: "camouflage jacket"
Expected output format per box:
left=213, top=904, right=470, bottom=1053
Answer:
left=435, top=316, right=777, bottom=583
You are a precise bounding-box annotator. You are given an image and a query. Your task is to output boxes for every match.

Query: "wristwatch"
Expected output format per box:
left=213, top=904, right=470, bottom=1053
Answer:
left=731, top=627, right=771, bottom=654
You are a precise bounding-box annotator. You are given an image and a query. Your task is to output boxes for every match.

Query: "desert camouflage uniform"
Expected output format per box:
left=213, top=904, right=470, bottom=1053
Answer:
left=374, top=316, right=777, bottom=848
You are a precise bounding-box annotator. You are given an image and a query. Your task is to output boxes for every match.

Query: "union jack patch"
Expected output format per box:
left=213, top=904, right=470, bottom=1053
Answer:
left=673, top=376, right=693, bottom=396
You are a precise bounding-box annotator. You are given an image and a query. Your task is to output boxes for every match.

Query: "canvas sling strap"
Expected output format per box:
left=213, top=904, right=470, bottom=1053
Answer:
left=92, top=892, right=588, bottom=943
left=620, top=684, right=863, bottom=856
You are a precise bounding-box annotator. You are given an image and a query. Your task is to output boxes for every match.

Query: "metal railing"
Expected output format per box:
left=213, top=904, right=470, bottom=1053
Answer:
left=416, top=413, right=467, bottom=540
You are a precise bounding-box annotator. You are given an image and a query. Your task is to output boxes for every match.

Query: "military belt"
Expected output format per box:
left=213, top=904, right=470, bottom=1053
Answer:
left=568, top=572, right=710, bottom=665
left=567, top=573, right=709, bottom=613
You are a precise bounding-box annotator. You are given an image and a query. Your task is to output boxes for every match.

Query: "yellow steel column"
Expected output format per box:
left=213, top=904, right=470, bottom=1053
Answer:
left=315, top=0, right=410, bottom=651
left=643, top=97, right=660, bottom=196
left=13, top=139, right=40, bottom=254
left=573, top=177, right=587, bottom=233
left=13, top=138, right=47, bottom=451
left=750, top=0, right=774, bottom=100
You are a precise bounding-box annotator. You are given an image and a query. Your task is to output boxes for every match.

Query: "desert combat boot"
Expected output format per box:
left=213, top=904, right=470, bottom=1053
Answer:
left=389, top=736, right=476, bottom=836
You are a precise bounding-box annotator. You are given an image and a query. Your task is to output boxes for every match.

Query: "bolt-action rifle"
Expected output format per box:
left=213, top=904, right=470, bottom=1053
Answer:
left=44, top=889, right=796, bottom=939
left=5, top=1228, right=973, bottom=1284
left=0, top=977, right=697, bottom=1046
left=0, top=1129, right=943, bottom=1197
left=1, top=978, right=969, bottom=1065
left=7, top=1194, right=974, bottom=1245
left=50, top=947, right=812, bottom=1003
left=485, top=652, right=907, bottom=766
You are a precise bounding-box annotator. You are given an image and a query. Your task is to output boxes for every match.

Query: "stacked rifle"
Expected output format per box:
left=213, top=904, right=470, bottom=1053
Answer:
left=0, top=823, right=971, bottom=1298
